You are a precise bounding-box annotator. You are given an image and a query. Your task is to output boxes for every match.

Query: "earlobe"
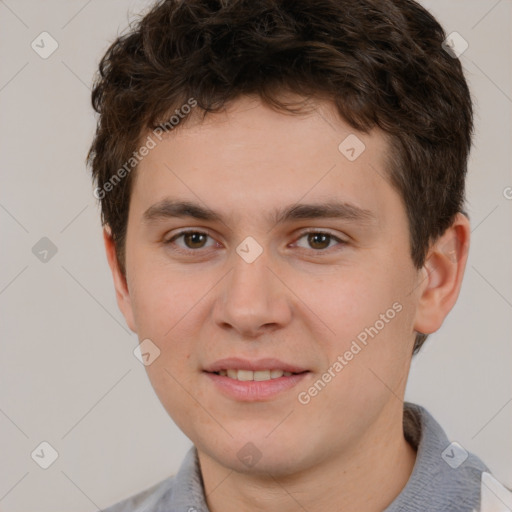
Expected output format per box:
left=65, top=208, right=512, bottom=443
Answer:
left=413, top=213, right=471, bottom=335
left=103, top=227, right=137, bottom=333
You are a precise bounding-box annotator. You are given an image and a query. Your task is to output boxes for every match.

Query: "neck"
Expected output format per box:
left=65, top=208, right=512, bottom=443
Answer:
left=197, top=402, right=417, bottom=512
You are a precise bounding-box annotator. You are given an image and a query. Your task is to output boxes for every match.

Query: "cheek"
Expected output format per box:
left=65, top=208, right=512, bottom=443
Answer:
left=144, top=356, right=198, bottom=434
left=303, top=269, right=389, bottom=340
left=315, top=265, right=413, bottom=372
left=128, top=259, right=202, bottom=338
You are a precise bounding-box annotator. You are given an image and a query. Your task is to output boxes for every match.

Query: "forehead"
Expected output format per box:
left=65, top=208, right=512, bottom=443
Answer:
left=131, top=96, right=397, bottom=228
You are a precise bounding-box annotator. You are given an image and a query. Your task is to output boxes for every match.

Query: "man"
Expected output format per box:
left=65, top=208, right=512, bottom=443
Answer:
left=87, top=0, right=511, bottom=510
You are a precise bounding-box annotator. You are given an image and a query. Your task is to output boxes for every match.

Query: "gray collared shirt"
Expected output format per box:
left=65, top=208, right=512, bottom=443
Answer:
left=103, top=402, right=491, bottom=511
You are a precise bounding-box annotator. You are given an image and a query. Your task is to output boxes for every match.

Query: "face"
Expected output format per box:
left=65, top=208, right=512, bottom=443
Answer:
left=111, top=95, right=426, bottom=476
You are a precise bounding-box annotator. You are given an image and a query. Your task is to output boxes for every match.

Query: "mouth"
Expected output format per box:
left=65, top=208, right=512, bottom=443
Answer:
left=202, top=358, right=311, bottom=401
left=208, top=369, right=308, bottom=381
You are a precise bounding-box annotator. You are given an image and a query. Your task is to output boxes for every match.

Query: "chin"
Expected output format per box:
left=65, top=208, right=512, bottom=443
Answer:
left=198, top=433, right=311, bottom=476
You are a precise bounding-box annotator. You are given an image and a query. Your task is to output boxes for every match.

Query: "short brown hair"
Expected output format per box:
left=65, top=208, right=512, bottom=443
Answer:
left=87, top=0, right=473, bottom=354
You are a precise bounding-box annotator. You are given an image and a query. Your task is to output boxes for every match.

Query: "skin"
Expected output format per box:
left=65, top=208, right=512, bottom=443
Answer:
left=104, top=94, right=471, bottom=512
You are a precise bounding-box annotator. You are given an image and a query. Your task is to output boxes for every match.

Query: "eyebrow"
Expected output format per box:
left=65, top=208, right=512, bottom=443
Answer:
left=142, top=198, right=377, bottom=227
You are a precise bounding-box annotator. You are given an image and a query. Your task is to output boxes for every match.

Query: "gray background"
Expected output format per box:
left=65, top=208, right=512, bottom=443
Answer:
left=0, top=0, right=511, bottom=510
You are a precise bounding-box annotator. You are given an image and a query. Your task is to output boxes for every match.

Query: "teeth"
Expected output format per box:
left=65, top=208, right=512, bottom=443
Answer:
left=237, top=369, right=253, bottom=381
left=254, top=370, right=271, bottom=381
left=217, top=369, right=296, bottom=381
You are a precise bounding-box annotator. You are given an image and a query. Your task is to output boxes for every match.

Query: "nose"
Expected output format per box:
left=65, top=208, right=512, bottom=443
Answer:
left=212, top=243, right=292, bottom=338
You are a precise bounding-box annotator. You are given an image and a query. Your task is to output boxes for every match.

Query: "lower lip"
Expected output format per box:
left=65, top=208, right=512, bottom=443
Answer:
left=204, top=371, right=310, bottom=401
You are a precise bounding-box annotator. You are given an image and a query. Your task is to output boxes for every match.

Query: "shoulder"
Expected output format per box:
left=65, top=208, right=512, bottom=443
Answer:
left=389, top=402, right=512, bottom=512
left=101, top=445, right=202, bottom=512
left=102, top=475, right=176, bottom=512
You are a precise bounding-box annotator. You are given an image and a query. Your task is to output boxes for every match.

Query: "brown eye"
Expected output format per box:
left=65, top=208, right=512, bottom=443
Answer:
left=307, top=232, right=331, bottom=250
left=183, top=232, right=208, bottom=249
left=294, top=230, right=346, bottom=252
left=165, top=230, right=215, bottom=253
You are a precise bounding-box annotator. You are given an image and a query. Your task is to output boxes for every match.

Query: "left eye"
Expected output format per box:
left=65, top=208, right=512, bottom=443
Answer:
left=294, top=231, right=345, bottom=251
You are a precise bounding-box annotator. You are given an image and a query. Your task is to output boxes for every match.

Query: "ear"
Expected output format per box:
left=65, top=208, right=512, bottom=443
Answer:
left=103, top=227, right=137, bottom=333
left=413, top=212, right=471, bottom=335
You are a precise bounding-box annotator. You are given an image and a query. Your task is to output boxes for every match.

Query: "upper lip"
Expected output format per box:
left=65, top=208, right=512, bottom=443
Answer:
left=204, top=357, right=309, bottom=374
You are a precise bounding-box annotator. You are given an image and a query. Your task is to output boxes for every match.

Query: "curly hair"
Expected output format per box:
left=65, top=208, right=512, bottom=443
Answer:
left=87, top=0, right=473, bottom=354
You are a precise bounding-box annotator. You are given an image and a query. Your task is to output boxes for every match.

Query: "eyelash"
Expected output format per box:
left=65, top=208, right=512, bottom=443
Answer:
left=164, top=229, right=347, bottom=255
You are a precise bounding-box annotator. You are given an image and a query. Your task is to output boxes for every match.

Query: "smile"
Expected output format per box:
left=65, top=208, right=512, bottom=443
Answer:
left=204, top=370, right=310, bottom=401
left=213, top=369, right=297, bottom=381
